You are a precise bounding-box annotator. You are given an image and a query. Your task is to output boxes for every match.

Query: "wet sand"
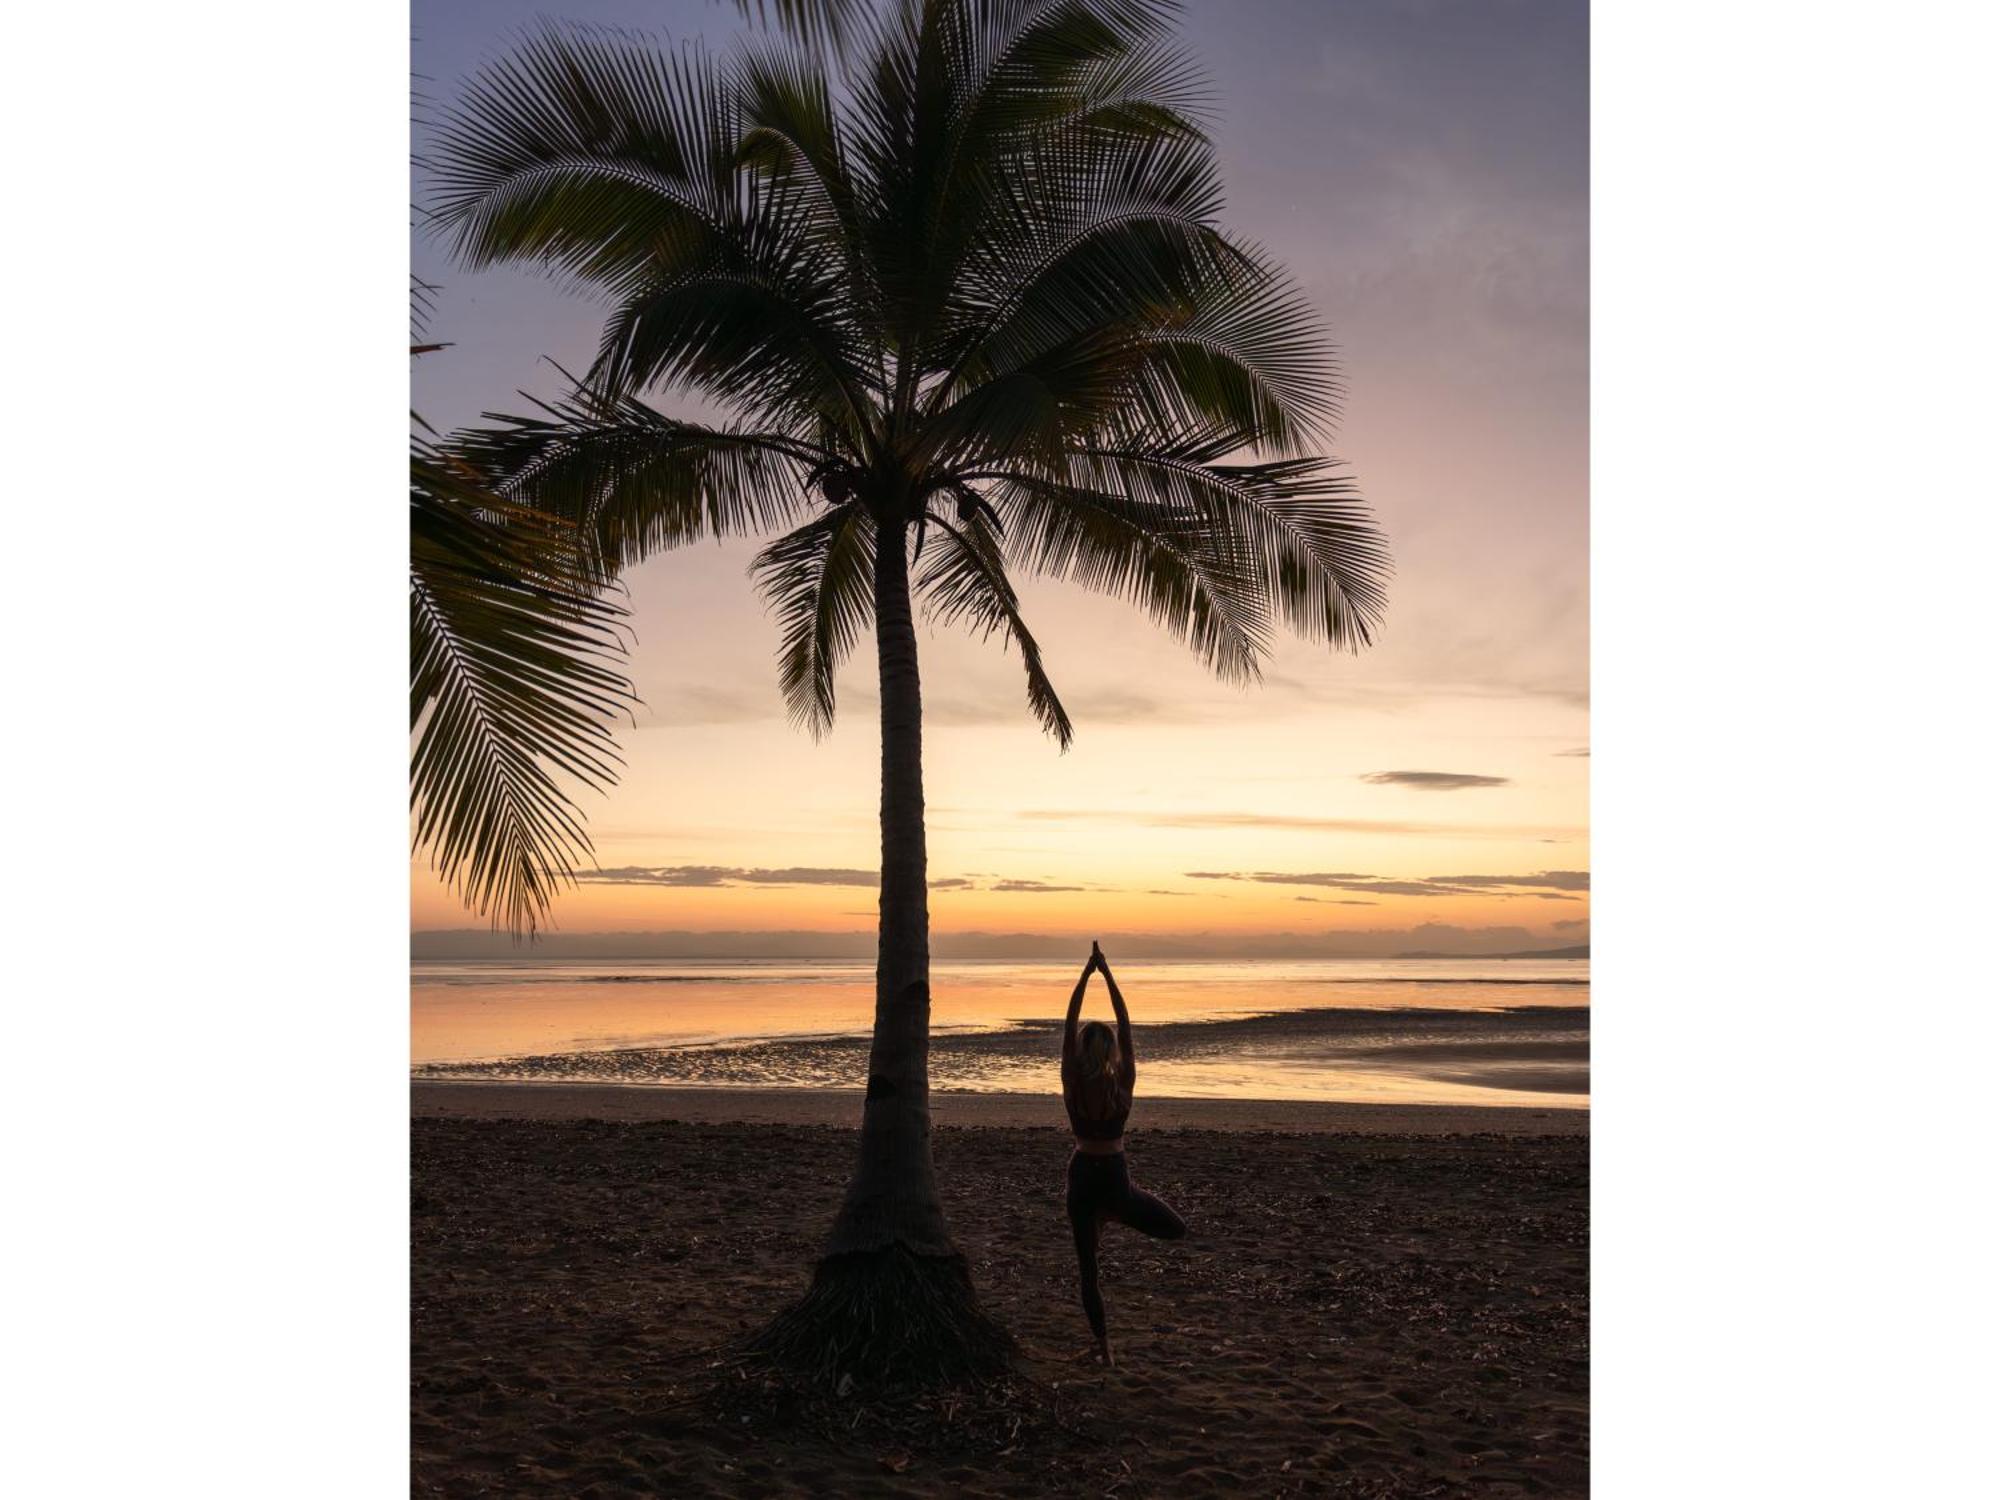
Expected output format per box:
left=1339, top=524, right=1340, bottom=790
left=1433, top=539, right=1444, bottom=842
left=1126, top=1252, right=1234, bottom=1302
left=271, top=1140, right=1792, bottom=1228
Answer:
left=413, top=1085, right=1588, bottom=1496
left=412, top=1004, right=1589, bottom=1109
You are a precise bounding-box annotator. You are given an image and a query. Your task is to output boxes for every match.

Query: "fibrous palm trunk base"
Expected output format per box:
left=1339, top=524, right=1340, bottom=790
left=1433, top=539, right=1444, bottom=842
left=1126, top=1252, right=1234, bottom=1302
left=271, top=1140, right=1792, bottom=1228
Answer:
left=746, top=1244, right=1017, bottom=1392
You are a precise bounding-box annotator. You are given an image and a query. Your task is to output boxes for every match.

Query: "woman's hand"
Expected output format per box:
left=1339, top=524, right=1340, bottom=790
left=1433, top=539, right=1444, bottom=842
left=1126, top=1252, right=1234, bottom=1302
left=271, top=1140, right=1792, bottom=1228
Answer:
left=1090, top=940, right=1108, bottom=974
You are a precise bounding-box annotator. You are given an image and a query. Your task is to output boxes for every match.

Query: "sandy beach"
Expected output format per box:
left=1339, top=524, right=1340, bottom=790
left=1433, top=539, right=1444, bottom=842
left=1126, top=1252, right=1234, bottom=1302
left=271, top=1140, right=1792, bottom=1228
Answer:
left=413, top=1080, right=1587, bottom=1135
left=413, top=1083, right=1587, bottom=1496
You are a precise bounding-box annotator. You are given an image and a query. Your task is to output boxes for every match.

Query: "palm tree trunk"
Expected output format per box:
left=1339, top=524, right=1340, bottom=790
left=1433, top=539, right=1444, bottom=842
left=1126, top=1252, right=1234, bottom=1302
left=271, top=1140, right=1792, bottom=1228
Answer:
left=826, top=514, right=952, bottom=1256
left=749, top=515, right=1012, bottom=1387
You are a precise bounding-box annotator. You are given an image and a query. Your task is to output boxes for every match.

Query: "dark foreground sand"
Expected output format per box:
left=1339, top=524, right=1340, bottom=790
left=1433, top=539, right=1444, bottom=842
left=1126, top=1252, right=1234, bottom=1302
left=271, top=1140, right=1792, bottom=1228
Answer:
left=413, top=1084, right=1587, bottom=1497
left=414, top=1080, right=1588, bottom=1135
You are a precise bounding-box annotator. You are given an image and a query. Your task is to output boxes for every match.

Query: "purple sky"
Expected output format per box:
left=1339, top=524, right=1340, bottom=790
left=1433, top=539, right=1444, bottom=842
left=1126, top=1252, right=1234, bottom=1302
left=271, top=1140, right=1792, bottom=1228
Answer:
left=411, top=0, right=1589, bottom=948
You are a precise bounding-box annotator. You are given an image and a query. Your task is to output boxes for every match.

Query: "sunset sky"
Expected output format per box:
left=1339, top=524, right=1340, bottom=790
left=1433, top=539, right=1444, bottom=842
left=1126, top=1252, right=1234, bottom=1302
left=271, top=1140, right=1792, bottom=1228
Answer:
left=410, top=0, right=1589, bottom=956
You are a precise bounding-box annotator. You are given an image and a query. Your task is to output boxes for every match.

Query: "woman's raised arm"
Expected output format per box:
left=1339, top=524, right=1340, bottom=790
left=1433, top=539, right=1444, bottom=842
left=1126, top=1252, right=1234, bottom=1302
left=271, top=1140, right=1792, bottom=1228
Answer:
left=1063, top=952, right=1094, bottom=1060
left=1095, top=943, right=1137, bottom=1086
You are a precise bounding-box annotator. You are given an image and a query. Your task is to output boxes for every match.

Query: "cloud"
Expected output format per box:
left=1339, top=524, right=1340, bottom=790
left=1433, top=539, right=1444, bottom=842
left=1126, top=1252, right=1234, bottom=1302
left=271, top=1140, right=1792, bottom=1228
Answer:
left=1359, top=771, right=1511, bottom=791
left=575, top=865, right=877, bottom=888
left=1555, top=747, right=1591, bottom=758
left=1426, top=870, right=1589, bottom=892
left=934, top=874, right=1105, bottom=893
left=1187, top=870, right=1370, bottom=883
left=575, top=866, right=729, bottom=887
left=1550, top=918, right=1589, bottom=931
left=1023, top=809, right=1576, bottom=840
left=1189, top=869, right=1590, bottom=900
left=573, top=868, right=1114, bottom=895
left=634, top=686, right=778, bottom=727
left=707, top=867, right=876, bottom=887
left=1319, top=879, right=1468, bottom=896
left=1295, top=895, right=1380, bottom=905
left=415, top=923, right=1589, bottom=961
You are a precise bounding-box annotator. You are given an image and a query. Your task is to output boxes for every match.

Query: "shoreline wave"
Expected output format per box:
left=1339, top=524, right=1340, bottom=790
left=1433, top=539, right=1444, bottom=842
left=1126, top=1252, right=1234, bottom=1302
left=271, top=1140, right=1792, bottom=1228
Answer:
left=414, top=1003, right=1591, bottom=1105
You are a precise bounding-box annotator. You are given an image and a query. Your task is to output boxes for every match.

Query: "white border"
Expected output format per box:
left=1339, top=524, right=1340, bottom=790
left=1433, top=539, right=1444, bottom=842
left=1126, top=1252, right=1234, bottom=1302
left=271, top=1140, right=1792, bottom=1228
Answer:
left=10, top=2, right=408, bottom=1493
left=6, top=1, right=1998, bottom=1492
left=1596, top=1, right=1997, bottom=1492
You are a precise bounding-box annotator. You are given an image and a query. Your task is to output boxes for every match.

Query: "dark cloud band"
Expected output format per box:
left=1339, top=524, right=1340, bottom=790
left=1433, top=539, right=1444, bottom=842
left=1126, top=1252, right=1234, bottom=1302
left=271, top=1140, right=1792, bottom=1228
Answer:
left=1360, top=771, right=1511, bottom=790
left=574, top=866, right=878, bottom=888
left=1188, top=869, right=1589, bottom=899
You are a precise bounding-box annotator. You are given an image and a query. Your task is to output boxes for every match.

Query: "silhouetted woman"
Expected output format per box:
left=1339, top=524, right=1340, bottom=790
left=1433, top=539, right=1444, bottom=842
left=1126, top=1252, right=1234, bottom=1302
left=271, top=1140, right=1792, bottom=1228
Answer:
left=1062, top=941, right=1187, bottom=1366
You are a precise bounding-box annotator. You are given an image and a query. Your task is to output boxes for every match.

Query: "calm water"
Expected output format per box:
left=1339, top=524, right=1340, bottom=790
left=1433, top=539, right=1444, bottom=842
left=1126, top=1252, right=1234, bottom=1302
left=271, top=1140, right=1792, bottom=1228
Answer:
left=412, top=957, right=1588, bottom=1109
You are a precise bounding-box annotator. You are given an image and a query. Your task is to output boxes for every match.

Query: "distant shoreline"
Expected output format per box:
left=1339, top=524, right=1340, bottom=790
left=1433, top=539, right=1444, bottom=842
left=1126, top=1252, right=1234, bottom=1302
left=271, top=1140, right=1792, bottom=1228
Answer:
left=411, top=931, right=1591, bottom=961
left=412, top=1080, right=1588, bottom=1135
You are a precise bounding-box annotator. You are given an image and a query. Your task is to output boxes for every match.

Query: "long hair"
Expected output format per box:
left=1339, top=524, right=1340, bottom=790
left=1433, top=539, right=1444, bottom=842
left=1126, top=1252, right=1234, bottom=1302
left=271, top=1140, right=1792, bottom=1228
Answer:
left=1072, top=1019, right=1123, bottom=1124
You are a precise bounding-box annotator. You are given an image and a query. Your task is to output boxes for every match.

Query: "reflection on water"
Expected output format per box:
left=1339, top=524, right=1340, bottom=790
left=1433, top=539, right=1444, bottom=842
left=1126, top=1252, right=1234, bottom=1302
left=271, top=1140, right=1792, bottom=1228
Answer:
left=412, top=958, right=1589, bottom=1109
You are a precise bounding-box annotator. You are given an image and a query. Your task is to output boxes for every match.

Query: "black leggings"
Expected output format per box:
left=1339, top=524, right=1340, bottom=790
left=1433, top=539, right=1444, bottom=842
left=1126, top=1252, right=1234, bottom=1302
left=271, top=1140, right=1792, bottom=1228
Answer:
left=1066, top=1149, right=1187, bottom=1340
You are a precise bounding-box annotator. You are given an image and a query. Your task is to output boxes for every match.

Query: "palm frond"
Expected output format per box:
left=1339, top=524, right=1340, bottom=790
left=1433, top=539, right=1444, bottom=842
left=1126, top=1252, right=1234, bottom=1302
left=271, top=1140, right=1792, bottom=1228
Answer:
left=592, top=252, right=876, bottom=439
left=1118, top=250, right=1340, bottom=454
left=1067, top=439, right=1388, bottom=650
left=731, top=40, right=888, bottom=355
left=410, top=274, right=445, bottom=346
left=976, top=462, right=1271, bottom=680
left=751, top=503, right=878, bottom=735
left=410, top=444, right=636, bottom=936
left=916, top=504, right=1073, bottom=746
left=453, top=388, right=826, bottom=580
left=892, top=0, right=1201, bottom=351
left=930, top=229, right=1337, bottom=464
left=427, top=23, right=881, bottom=443
left=427, top=25, right=737, bottom=285
left=934, top=188, right=1232, bottom=402
left=723, top=0, right=871, bottom=56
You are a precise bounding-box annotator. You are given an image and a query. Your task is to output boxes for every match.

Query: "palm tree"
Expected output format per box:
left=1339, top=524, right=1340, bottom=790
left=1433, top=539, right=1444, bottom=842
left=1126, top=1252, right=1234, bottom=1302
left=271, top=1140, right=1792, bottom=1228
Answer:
left=425, top=0, right=1389, bottom=1381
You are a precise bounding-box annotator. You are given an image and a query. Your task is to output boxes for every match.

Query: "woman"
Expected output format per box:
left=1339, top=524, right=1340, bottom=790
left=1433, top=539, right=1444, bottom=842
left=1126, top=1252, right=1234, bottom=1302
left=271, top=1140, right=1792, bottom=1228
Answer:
left=1062, top=941, right=1187, bottom=1367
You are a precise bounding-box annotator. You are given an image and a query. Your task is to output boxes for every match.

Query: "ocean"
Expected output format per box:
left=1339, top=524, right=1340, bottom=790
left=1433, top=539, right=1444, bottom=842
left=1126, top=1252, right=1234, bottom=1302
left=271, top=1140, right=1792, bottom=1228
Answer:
left=412, top=956, right=1588, bottom=1109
